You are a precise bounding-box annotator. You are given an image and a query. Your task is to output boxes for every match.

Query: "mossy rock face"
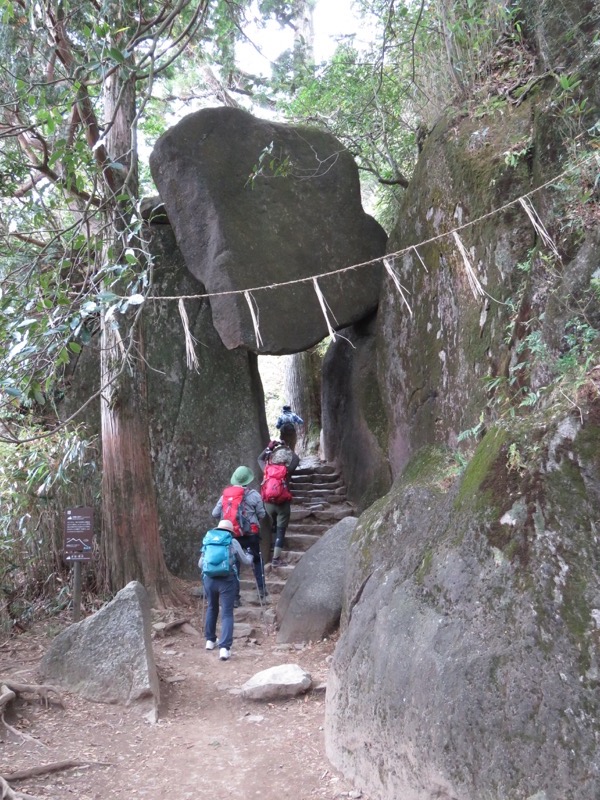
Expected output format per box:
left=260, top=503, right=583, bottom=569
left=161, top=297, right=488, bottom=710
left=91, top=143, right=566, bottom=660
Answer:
left=327, top=417, right=600, bottom=800
left=372, top=70, right=598, bottom=482
left=375, top=98, right=539, bottom=477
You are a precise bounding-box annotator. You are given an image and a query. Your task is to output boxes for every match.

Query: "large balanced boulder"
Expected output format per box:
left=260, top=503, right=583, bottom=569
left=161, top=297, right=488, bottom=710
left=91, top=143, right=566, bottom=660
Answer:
left=276, top=516, right=358, bottom=643
left=40, top=582, right=159, bottom=716
left=150, top=107, right=387, bottom=354
left=326, top=415, right=600, bottom=800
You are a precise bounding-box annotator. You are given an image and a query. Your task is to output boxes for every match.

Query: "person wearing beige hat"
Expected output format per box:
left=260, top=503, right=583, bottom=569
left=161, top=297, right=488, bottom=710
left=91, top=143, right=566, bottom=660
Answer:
left=212, top=466, right=267, bottom=605
left=199, top=519, right=253, bottom=661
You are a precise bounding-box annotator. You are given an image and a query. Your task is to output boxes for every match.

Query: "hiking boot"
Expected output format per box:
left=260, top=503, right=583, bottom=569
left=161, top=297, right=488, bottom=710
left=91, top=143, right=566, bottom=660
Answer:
left=205, top=640, right=216, bottom=651
left=219, top=647, right=230, bottom=661
left=234, top=598, right=241, bottom=608
left=271, top=557, right=282, bottom=568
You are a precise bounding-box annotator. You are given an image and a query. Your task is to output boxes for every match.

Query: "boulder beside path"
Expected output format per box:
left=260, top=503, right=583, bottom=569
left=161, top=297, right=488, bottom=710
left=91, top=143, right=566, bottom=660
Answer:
left=276, top=517, right=358, bottom=643
left=241, top=663, right=312, bottom=701
left=40, top=581, right=160, bottom=718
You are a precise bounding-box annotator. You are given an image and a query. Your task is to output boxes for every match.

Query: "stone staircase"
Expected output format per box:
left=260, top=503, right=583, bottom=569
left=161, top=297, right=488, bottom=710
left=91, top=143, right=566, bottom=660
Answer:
left=235, top=457, right=355, bottom=626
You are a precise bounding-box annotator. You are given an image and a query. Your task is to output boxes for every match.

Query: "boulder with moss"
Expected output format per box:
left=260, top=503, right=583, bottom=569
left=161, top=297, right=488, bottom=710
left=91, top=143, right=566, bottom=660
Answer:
left=325, top=402, right=600, bottom=800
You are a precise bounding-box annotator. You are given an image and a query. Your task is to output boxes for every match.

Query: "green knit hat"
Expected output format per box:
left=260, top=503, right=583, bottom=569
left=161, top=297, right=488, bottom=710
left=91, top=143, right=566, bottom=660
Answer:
left=230, top=466, right=254, bottom=486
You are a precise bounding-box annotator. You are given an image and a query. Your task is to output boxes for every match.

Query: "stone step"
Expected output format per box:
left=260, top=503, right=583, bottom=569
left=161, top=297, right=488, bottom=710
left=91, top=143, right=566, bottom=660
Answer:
left=291, top=473, right=341, bottom=486
left=234, top=605, right=276, bottom=625
left=240, top=576, right=286, bottom=596
left=291, top=488, right=346, bottom=501
left=240, top=577, right=285, bottom=594
left=285, top=528, right=330, bottom=540
left=294, top=464, right=337, bottom=476
left=313, top=505, right=355, bottom=522
left=291, top=498, right=347, bottom=511
left=259, top=549, right=306, bottom=566
left=237, top=588, right=275, bottom=607
left=286, top=522, right=330, bottom=535
left=290, top=505, right=354, bottom=523
left=285, top=532, right=320, bottom=551
left=265, top=561, right=295, bottom=578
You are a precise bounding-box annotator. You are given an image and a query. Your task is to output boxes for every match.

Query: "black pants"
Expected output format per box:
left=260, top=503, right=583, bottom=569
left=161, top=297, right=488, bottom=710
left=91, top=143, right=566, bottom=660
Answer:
left=235, top=534, right=265, bottom=594
left=279, top=423, right=297, bottom=451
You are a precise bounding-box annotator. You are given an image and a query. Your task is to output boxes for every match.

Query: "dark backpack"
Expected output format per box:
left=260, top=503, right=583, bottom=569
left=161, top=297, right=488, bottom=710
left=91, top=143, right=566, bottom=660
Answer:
left=278, top=413, right=296, bottom=434
left=200, top=529, right=234, bottom=577
left=221, top=486, right=251, bottom=537
left=260, top=462, right=293, bottom=504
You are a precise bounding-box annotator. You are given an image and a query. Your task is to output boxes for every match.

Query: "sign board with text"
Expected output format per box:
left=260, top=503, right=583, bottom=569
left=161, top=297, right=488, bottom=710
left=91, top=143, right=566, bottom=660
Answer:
left=64, top=507, right=94, bottom=561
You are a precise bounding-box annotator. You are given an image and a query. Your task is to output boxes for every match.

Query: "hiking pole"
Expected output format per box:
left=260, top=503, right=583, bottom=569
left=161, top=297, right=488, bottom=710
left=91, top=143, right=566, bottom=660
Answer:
left=200, top=577, right=206, bottom=634
left=248, top=550, right=267, bottom=625
left=255, top=550, right=273, bottom=633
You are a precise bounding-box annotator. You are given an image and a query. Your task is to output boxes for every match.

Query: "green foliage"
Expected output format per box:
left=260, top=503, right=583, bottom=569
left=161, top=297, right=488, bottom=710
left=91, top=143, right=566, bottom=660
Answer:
left=277, top=41, right=417, bottom=187
left=503, top=142, right=533, bottom=168
left=0, top=0, right=265, bottom=425
left=457, top=411, right=485, bottom=442
left=245, top=141, right=293, bottom=187
left=0, top=427, right=99, bottom=630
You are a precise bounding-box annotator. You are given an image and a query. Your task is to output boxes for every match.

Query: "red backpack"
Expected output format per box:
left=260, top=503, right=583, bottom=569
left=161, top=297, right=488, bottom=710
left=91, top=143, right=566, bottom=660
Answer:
left=260, top=463, right=293, bottom=504
left=221, top=486, right=251, bottom=537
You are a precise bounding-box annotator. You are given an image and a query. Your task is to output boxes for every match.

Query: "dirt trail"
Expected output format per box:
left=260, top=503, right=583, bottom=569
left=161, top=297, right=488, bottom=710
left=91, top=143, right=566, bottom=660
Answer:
left=0, top=597, right=367, bottom=800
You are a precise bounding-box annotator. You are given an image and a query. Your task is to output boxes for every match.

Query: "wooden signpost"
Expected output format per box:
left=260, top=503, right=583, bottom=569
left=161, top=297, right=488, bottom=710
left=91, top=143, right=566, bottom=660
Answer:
left=64, top=507, right=94, bottom=622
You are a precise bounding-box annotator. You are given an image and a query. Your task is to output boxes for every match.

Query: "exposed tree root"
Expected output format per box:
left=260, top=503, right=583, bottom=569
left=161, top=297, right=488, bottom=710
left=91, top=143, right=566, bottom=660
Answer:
left=0, top=713, right=47, bottom=748
left=0, top=775, right=45, bottom=800
left=0, top=681, right=71, bottom=795
left=1, top=759, right=112, bottom=799
left=0, top=681, right=65, bottom=709
left=7, top=760, right=93, bottom=780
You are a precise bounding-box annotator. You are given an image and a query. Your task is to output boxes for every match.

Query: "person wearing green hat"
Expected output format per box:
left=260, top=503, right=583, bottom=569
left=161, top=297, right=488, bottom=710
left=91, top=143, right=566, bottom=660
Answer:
left=212, top=466, right=267, bottom=604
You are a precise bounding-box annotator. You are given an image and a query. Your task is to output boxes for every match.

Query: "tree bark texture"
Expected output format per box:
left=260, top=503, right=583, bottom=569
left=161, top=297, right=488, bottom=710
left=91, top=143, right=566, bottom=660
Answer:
left=99, top=53, right=176, bottom=605
left=100, top=320, right=175, bottom=606
left=283, top=346, right=323, bottom=455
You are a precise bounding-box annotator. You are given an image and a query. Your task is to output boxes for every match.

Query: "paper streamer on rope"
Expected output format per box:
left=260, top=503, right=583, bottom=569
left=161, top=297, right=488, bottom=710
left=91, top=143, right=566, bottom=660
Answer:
left=383, top=257, right=413, bottom=316
left=178, top=299, right=199, bottom=371
left=244, top=291, right=263, bottom=348
left=519, top=197, right=561, bottom=259
left=452, top=232, right=485, bottom=299
left=412, top=246, right=429, bottom=273
left=312, top=278, right=338, bottom=341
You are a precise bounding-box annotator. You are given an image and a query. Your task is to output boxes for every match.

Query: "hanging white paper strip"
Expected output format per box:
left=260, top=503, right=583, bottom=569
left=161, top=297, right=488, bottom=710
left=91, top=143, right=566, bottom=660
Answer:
left=312, top=278, right=338, bottom=341
left=452, top=231, right=485, bottom=300
left=244, top=291, right=263, bottom=348
left=412, top=245, right=429, bottom=273
left=383, top=256, right=413, bottom=316
left=178, top=299, right=199, bottom=371
left=519, top=197, right=561, bottom=259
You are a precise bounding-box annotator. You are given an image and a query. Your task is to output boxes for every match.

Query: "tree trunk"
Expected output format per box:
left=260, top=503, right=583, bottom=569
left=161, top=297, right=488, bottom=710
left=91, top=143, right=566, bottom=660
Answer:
left=101, top=321, right=175, bottom=606
left=283, top=345, right=323, bottom=456
left=99, top=50, right=178, bottom=606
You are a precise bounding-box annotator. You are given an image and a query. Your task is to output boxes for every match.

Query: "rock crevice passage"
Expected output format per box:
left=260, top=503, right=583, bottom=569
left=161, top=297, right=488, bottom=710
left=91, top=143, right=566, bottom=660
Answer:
left=235, top=457, right=355, bottom=630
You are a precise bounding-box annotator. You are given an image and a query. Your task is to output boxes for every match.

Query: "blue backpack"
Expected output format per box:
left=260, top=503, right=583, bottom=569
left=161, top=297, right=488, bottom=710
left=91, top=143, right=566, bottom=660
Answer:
left=200, top=528, right=234, bottom=577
